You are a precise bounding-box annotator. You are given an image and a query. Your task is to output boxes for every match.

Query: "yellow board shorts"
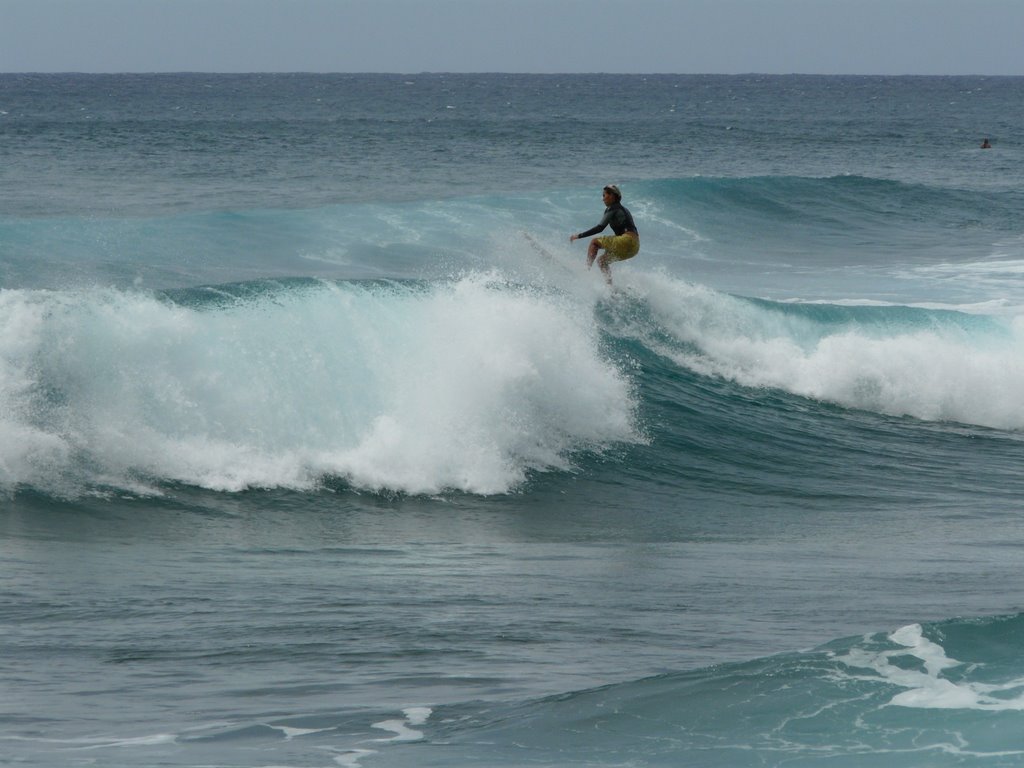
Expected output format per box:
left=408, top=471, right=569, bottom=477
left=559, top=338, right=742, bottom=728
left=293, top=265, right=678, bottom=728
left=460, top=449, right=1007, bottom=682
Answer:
left=596, top=233, right=639, bottom=263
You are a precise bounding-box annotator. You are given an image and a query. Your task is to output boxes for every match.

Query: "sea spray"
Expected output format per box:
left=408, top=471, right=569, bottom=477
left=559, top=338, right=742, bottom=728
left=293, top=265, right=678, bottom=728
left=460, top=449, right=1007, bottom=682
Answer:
left=0, top=275, right=640, bottom=496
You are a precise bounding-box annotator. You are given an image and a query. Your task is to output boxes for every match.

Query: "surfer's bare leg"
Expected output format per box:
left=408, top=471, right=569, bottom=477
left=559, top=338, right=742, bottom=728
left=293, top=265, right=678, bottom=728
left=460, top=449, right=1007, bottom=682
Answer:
left=586, top=238, right=600, bottom=269
left=597, top=253, right=613, bottom=285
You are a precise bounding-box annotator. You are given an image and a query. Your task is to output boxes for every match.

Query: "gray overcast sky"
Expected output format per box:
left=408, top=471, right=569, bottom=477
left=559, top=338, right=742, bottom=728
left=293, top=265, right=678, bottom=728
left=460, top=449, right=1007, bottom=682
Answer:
left=2, top=0, right=1022, bottom=74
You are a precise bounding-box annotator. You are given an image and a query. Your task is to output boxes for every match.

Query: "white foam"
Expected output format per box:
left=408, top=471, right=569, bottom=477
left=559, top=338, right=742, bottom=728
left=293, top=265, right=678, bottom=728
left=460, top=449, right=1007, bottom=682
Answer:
left=889, top=624, right=961, bottom=677
left=332, top=749, right=378, bottom=767
left=263, top=724, right=334, bottom=740
left=840, top=623, right=1024, bottom=711
left=0, top=276, right=639, bottom=496
left=370, top=719, right=423, bottom=742
left=402, top=706, right=432, bottom=726
left=370, top=705, right=431, bottom=743
left=630, top=271, right=1024, bottom=430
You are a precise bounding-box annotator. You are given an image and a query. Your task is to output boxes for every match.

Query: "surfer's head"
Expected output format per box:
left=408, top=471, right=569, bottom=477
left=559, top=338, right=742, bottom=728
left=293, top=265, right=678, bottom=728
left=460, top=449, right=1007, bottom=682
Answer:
left=603, top=184, right=622, bottom=203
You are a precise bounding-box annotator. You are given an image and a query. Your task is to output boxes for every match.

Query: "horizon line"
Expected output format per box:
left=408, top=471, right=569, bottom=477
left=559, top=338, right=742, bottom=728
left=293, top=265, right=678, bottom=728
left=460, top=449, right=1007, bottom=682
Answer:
left=3, top=71, right=1022, bottom=78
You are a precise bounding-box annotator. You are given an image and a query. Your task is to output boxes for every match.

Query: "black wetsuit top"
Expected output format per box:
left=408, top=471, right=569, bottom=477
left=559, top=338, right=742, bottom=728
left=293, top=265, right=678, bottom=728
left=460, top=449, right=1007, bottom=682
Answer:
left=577, top=202, right=638, bottom=239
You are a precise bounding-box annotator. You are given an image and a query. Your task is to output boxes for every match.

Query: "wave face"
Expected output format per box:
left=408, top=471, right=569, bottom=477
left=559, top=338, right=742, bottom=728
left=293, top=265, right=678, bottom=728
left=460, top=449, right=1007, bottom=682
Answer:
left=6, top=173, right=1024, bottom=301
left=627, top=274, right=1024, bottom=427
left=5, top=170, right=1024, bottom=500
left=353, top=614, right=1024, bottom=767
left=5, top=265, right=1024, bottom=499
left=15, top=614, right=1022, bottom=767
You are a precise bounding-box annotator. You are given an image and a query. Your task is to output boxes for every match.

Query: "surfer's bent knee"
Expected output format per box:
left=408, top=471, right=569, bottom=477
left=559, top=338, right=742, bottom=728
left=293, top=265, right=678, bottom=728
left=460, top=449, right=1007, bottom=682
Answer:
left=595, top=234, right=639, bottom=264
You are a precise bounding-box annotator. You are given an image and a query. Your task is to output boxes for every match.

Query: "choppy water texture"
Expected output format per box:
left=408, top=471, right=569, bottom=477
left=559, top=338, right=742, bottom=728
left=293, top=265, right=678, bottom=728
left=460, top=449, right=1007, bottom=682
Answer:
left=3, top=74, right=1024, bottom=767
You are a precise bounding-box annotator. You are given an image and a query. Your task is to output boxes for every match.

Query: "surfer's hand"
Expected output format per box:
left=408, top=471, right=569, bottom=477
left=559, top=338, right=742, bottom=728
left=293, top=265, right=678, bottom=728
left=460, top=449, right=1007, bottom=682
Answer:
left=570, top=234, right=578, bottom=243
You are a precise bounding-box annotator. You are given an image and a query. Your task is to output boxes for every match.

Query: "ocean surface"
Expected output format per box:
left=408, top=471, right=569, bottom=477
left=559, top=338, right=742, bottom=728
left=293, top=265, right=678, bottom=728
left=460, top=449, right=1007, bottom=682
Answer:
left=3, top=73, right=1024, bottom=767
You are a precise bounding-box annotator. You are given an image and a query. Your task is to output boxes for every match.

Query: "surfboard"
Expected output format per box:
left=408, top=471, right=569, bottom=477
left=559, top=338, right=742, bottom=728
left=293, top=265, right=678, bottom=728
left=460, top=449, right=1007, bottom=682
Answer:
left=521, top=231, right=577, bottom=274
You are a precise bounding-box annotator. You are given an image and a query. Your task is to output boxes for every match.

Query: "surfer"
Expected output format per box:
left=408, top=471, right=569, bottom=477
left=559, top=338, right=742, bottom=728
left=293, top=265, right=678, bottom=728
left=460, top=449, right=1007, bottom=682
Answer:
left=570, top=184, right=639, bottom=285
left=981, top=138, right=992, bottom=149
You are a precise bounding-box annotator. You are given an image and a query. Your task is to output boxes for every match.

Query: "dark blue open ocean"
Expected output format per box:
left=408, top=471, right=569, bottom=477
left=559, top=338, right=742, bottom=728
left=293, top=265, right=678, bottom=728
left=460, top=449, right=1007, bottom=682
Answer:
left=3, top=73, right=1024, bottom=767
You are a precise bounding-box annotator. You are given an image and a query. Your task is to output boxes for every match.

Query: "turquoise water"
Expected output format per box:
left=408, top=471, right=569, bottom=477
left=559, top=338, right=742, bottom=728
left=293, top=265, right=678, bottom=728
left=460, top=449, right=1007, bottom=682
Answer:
left=3, top=74, right=1024, bottom=767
